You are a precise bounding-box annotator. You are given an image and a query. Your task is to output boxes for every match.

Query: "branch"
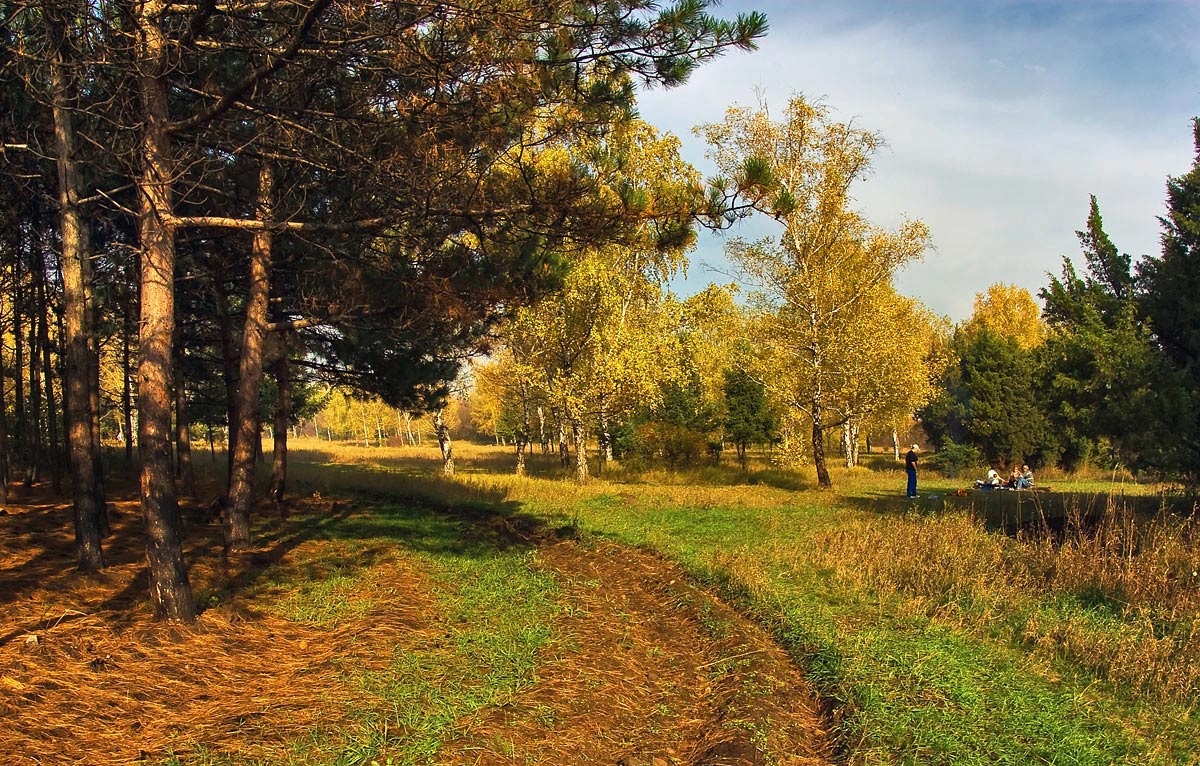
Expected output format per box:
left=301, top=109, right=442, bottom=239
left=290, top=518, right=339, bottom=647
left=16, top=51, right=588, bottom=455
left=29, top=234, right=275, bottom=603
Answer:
left=172, top=214, right=390, bottom=232
left=169, top=0, right=334, bottom=134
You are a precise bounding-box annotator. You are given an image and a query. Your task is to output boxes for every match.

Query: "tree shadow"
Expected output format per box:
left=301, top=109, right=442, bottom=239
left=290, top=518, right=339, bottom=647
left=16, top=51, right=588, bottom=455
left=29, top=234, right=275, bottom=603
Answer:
left=840, top=485, right=1188, bottom=538
left=0, top=459, right=561, bottom=641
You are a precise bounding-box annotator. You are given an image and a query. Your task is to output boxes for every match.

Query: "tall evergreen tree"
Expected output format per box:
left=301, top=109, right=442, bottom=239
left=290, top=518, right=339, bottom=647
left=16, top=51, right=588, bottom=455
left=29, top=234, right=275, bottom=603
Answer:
left=1039, top=196, right=1155, bottom=470
left=922, top=329, right=1059, bottom=468
left=1136, top=117, right=1200, bottom=482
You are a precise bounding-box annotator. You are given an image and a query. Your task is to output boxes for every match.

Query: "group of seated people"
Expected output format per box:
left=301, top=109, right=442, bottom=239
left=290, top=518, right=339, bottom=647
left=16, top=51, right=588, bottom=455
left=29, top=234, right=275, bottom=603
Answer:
left=973, top=463, right=1034, bottom=490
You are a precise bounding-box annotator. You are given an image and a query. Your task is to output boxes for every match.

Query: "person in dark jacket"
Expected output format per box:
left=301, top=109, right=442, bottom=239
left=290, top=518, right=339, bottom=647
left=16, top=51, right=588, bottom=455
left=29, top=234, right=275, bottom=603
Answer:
left=905, top=444, right=920, bottom=498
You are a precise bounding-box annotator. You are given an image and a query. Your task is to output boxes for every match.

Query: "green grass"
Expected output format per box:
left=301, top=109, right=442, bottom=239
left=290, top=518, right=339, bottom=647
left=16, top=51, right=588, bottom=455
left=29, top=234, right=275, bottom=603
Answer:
left=180, top=441, right=1199, bottom=765
left=341, top=541, right=558, bottom=766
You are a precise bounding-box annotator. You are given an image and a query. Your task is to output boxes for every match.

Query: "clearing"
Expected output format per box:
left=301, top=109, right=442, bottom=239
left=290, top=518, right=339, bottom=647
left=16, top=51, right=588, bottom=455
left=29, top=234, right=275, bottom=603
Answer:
left=0, top=477, right=834, bottom=766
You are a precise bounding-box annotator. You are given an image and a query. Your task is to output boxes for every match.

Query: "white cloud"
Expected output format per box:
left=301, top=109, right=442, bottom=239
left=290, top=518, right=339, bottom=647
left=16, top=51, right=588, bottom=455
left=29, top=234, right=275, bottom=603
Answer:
left=637, top=0, right=1200, bottom=321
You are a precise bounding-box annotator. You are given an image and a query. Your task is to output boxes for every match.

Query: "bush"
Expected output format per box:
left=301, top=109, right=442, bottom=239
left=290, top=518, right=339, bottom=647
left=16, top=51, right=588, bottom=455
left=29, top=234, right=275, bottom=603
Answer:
left=630, top=422, right=708, bottom=469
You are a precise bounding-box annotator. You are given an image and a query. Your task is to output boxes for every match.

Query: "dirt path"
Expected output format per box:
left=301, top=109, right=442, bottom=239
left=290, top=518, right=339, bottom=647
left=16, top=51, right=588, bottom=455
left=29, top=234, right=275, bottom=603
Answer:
left=0, top=487, right=834, bottom=765
left=443, top=537, right=834, bottom=765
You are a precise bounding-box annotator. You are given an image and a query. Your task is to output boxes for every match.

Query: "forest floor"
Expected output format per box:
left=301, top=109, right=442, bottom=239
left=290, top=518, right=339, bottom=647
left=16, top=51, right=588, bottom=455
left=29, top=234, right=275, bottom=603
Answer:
left=0, top=477, right=834, bottom=766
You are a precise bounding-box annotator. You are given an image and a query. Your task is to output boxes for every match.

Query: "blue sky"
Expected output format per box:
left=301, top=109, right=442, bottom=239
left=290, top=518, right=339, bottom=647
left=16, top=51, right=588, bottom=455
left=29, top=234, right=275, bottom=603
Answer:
left=635, top=0, right=1200, bottom=321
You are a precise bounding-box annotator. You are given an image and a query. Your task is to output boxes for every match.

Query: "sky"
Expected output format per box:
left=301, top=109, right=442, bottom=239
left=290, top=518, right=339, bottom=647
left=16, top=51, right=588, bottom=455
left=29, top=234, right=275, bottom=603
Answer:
left=634, top=0, right=1200, bottom=322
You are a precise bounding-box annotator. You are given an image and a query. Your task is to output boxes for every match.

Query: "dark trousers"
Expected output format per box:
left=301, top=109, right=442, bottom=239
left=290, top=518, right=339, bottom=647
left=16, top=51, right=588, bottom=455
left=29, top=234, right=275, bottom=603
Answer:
left=906, top=467, right=917, bottom=497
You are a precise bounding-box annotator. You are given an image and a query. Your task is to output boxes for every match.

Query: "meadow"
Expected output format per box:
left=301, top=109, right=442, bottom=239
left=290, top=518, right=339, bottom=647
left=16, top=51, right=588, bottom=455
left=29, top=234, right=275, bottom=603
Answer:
left=3, top=438, right=1199, bottom=765
left=280, top=438, right=1200, bottom=766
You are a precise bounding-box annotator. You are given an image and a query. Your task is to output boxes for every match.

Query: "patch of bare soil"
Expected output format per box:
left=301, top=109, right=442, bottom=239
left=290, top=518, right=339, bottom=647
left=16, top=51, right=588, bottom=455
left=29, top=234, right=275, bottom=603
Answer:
left=0, top=484, right=833, bottom=765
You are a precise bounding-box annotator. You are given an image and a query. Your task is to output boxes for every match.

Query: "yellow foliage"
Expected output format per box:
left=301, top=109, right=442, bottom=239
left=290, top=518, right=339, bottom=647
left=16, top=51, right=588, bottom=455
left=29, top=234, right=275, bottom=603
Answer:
left=701, top=95, right=934, bottom=466
left=961, top=283, right=1047, bottom=349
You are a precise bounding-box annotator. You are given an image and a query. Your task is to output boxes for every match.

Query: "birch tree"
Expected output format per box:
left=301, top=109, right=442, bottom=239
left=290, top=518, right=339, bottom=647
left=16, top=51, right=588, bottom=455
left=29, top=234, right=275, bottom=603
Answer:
left=702, top=96, right=931, bottom=487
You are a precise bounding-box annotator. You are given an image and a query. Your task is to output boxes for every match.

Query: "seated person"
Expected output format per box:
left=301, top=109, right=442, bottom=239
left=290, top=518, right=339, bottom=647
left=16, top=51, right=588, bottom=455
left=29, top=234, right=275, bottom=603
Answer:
left=973, top=468, right=1002, bottom=489
left=1016, top=464, right=1034, bottom=489
left=1007, top=466, right=1021, bottom=489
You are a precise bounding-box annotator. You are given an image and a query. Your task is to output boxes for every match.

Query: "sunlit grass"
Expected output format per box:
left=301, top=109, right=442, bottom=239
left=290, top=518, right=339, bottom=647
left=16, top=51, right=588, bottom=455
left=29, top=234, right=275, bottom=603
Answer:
left=280, top=437, right=1200, bottom=765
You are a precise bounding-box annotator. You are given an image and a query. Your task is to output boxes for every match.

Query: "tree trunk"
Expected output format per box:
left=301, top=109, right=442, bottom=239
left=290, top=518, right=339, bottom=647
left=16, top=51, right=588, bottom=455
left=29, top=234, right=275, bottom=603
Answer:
left=135, top=0, right=196, bottom=620
left=35, top=248, right=61, bottom=491
left=268, top=351, right=291, bottom=509
left=38, top=264, right=61, bottom=492
left=0, top=346, right=8, bottom=504
left=46, top=10, right=104, bottom=568
left=537, top=406, right=548, bottom=453
left=403, top=412, right=415, bottom=445
left=514, top=436, right=527, bottom=477
left=123, top=265, right=135, bottom=465
left=226, top=164, right=275, bottom=551
left=434, top=409, right=454, bottom=476
left=571, top=417, right=589, bottom=484
left=558, top=418, right=570, bottom=467
left=892, top=428, right=901, bottom=462
left=214, top=281, right=240, bottom=484
left=174, top=367, right=196, bottom=497
left=28, top=310, right=43, bottom=487
left=842, top=422, right=853, bottom=469
left=13, top=246, right=26, bottom=478
left=850, top=422, right=860, bottom=467
left=598, top=403, right=613, bottom=470
left=89, top=319, right=109, bottom=536
left=811, top=405, right=832, bottom=488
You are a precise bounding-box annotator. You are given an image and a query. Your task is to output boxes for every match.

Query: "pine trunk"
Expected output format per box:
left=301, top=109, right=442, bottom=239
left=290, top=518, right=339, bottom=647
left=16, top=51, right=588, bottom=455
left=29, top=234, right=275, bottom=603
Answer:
left=46, top=11, right=104, bottom=568
left=135, top=0, right=195, bottom=620
left=123, top=271, right=135, bottom=465
left=214, top=282, right=240, bottom=484
left=226, top=165, right=275, bottom=551
left=28, top=308, right=44, bottom=487
left=174, top=368, right=196, bottom=497
left=269, top=352, right=290, bottom=508
left=13, top=249, right=26, bottom=477
left=35, top=250, right=61, bottom=491
left=0, top=347, right=8, bottom=503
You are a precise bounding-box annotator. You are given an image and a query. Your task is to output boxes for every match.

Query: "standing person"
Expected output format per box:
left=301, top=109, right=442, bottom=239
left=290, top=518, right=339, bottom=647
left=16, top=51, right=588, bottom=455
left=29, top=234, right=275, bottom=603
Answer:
left=905, top=443, right=920, bottom=498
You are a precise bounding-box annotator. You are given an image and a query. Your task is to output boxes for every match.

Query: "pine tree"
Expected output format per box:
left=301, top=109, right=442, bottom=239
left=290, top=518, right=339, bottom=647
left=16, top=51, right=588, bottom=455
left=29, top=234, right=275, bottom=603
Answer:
left=1136, top=117, right=1200, bottom=482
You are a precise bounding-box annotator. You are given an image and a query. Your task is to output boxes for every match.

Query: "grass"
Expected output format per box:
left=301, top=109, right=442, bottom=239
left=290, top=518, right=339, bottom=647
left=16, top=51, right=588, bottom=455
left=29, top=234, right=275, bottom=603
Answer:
left=158, top=493, right=560, bottom=766
left=278, top=438, right=1200, bottom=765
left=342, top=543, right=558, bottom=765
